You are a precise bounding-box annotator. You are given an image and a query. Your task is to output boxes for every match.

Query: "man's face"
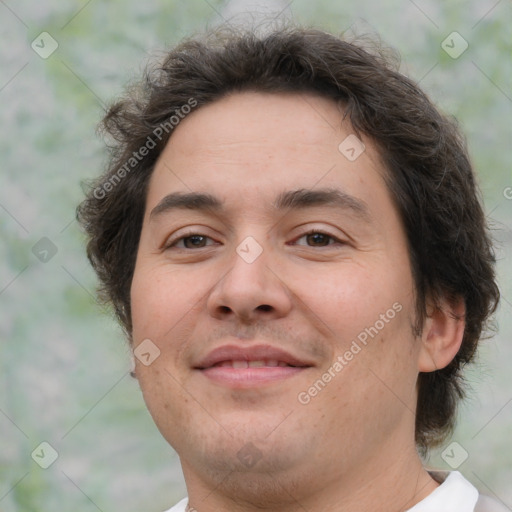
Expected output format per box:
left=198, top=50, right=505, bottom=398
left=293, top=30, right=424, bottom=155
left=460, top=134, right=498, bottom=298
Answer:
left=131, top=92, right=422, bottom=489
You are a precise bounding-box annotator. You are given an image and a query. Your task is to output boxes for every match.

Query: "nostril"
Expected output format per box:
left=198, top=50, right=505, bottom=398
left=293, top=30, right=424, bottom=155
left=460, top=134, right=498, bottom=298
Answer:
left=258, top=305, right=272, bottom=312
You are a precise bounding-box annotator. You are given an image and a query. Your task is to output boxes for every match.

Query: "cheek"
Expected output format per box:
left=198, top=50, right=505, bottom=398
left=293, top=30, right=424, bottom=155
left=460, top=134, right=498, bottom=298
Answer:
left=136, top=364, right=197, bottom=446
left=309, top=330, right=418, bottom=440
left=293, top=262, right=408, bottom=337
left=130, top=265, right=194, bottom=341
left=130, top=265, right=208, bottom=384
left=296, top=262, right=418, bottom=393
left=130, top=266, right=157, bottom=337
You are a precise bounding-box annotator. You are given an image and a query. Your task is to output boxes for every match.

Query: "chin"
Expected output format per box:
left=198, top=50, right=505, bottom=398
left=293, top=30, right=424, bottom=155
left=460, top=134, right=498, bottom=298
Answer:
left=188, top=425, right=311, bottom=474
left=182, top=440, right=315, bottom=508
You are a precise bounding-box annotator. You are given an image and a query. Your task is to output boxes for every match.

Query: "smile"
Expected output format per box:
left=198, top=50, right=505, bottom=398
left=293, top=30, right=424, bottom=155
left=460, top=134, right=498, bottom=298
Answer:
left=198, top=364, right=307, bottom=387
left=212, top=359, right=296, bottom=368
left=194, top=344, right=314, bottom=388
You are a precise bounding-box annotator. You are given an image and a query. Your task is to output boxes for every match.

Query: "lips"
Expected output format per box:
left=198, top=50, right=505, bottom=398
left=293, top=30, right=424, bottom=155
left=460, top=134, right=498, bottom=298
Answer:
left=194, top=344, right=313, bottom=370
left=214, top=359, right=293, bottom=368
left=194, top=344, right=313, bottom=388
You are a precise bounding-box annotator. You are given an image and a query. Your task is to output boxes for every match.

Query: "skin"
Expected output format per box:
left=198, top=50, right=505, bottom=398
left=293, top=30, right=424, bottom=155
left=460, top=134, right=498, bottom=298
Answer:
left=130, top=92, right=465, bottom=512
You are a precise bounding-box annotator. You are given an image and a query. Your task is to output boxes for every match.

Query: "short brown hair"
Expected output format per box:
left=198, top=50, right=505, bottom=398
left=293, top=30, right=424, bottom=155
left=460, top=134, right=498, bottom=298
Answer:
left=76, top=24, right=500, bottom=453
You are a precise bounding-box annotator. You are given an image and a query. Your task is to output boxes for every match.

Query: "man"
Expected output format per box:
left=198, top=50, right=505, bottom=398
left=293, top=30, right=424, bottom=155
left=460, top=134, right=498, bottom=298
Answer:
left=77, top=25, right=504, bottom=511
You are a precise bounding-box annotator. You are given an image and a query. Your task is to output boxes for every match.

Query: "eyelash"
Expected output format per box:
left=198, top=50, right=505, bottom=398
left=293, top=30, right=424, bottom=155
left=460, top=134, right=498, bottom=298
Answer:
left=165, top=229, right=344, bottom=250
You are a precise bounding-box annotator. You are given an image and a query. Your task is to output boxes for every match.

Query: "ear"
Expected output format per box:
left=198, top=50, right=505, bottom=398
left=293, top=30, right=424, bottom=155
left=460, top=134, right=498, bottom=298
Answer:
left=417, top=295, right=466, bottom=372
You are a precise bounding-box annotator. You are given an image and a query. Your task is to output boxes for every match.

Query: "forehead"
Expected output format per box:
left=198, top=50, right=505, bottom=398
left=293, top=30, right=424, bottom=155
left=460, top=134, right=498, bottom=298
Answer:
left=158, top=91, right=355, bottom=163
left=145, top=91, right=388, bottom=217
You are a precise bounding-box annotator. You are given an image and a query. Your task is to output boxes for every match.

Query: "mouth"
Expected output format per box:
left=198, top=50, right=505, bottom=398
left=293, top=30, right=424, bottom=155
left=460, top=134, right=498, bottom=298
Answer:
left=210, top=359, right=300, bottom=368
left=194, top=345, right=313, bottom=388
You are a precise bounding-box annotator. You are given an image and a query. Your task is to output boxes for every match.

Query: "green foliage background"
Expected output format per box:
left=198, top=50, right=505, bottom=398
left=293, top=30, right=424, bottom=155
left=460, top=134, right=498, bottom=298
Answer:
left=1, top=1, right=510, bottom=510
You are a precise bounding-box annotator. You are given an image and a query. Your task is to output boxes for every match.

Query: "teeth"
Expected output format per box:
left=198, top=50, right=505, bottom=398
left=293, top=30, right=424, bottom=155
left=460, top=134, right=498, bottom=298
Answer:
left=215, top=360, right=291, bottom=368
left=248, top=360, right=266, bottom=368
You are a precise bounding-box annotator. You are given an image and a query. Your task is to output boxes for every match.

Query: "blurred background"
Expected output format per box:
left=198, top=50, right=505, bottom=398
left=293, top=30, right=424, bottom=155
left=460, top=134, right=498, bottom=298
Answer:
left=0, top=1, right=510, bottom=510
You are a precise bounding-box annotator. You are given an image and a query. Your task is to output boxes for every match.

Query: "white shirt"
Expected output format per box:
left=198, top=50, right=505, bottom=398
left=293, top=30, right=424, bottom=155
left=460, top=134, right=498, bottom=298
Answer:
left=164, top=471, right=507, bottom=512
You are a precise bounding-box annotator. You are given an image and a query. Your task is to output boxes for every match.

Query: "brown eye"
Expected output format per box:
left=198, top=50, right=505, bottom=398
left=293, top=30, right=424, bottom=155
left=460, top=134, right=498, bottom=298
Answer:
left=182, top=235, right=208, bottom=248
left=294, top=230, right=341, bottom=247
left=166, top=233, right=216, bottom=249
left=305, top=232, right=331, bottom=246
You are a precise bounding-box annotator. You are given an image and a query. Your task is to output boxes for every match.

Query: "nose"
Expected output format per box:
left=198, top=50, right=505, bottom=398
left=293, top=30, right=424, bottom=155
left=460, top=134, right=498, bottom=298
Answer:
left=206, top=237, right=293, bottom=323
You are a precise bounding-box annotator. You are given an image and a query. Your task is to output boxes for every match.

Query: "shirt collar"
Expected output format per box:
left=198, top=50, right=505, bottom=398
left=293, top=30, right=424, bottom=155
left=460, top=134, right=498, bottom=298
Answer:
left=405, top=471, right=479, bottom=512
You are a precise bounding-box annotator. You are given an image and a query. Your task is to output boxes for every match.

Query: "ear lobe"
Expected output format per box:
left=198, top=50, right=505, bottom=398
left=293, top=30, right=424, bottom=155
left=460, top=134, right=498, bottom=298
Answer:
left=418, top=295, right=466, bottom=372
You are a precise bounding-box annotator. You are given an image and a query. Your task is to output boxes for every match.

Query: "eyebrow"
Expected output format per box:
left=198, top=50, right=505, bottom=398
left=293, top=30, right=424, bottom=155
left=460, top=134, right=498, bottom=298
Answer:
left=149, top=188, right=371, bottom=222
